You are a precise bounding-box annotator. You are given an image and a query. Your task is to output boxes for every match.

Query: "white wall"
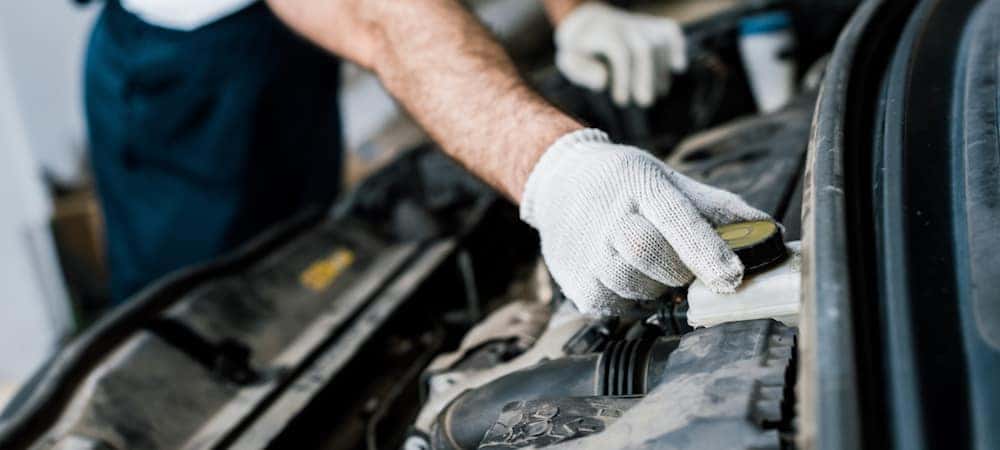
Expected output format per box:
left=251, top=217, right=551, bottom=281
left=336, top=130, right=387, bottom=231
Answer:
left=0, top=2, right=99, bottom=186
left=0, top=35, right=72, bottom=394
left=0, top=2, right=98, bottom=401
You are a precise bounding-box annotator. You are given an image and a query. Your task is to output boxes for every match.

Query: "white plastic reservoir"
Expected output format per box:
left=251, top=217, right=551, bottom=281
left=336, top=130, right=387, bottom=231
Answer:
left=687, top=241, right=801, bottom=328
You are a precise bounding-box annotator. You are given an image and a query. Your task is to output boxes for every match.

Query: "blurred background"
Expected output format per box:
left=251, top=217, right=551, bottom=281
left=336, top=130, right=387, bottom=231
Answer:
left=0, top=2, right=100, bottom=407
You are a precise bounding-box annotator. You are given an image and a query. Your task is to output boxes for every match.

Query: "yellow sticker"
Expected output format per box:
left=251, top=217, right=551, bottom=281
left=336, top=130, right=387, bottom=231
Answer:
left=300, top=248, right=355, bottom=292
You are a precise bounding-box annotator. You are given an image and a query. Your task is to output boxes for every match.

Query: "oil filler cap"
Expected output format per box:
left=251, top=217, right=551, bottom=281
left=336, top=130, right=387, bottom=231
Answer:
left=716, top=220, right=787, bottom=274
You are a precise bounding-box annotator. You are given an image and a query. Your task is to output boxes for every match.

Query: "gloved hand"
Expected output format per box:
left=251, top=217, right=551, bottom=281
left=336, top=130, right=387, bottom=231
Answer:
left=521, top=129, right=772, bottom=317
left=554, top=2, right=687, bottom=107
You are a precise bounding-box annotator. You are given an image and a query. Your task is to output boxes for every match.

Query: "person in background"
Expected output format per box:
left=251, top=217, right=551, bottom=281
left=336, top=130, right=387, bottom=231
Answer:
left=85, top=0, right=772, bottom=316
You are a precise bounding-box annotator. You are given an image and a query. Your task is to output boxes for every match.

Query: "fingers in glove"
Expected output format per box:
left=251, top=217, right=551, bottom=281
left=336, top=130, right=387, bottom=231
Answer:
left=594, top=37, right=633, bottom=107
left=653, top=47, right=673, bottom=99
left=663, top=168, right=772, bottom=225
left=610, top=213, right=694, bottom=287
left=569, top=279, right=657, bottom=318
left=623, top=31, right=656, bottom=107
left=556, top=51, right=609, bottom=92
left=641, top=22, right=682, bottom=97
left=638, top=183, right=744, bottom=293
left=698, top=191, right=772, bottom=226
left=643, top=19, right=687, bottom=72
left=598, top=249, right=671, bottom=300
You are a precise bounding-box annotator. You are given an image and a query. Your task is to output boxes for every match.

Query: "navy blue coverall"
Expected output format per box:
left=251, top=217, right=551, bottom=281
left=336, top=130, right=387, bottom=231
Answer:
left=85, top=1, right=343, bottom=301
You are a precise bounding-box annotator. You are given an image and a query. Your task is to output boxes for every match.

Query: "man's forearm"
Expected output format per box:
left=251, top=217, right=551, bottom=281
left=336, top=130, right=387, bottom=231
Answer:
left=366, top=1, right=582, bottom=201
left=540, top=0, right=585, bottom=24
left=267, top=0, right=768, bottom=314
left=267, top=0, right=581, bottom=201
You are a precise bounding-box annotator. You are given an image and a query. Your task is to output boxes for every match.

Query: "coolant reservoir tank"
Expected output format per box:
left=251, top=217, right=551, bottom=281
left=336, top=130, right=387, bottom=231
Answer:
left=687, top=220, right=801, bottom=328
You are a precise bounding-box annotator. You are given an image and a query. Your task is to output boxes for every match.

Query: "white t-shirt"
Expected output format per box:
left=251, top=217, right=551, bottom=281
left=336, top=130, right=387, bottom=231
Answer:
left=121, top=0, right=258, bottom=31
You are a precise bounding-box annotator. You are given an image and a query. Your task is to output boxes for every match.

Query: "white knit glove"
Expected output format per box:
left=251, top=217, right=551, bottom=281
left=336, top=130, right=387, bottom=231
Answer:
left=555, top=2, right=687, bottom=107
left=521, top=129, right=772, bottom=317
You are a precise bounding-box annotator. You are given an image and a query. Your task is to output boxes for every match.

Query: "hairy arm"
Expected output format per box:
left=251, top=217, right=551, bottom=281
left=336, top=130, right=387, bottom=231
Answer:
left=539, top=0, right=585, bottom=24
left=266, top=0, right=582, bottom=201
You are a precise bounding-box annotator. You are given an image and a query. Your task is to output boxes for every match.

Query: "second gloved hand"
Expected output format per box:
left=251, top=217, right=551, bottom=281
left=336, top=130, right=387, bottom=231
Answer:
left=554, top=2, right=687, bottom=107
left=521, top=129, right=772, bottom=317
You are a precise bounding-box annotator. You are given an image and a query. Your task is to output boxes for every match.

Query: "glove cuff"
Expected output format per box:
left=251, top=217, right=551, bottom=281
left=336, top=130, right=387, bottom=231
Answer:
left=520, top=128, right=610, bottom=227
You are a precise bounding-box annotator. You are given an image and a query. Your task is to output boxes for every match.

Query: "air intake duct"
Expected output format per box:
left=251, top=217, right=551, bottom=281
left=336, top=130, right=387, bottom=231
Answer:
left=431, top=337, right=679, bottom=450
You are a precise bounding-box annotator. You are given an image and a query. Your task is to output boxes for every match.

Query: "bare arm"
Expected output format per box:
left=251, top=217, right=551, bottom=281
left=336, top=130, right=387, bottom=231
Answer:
left=267, top=0, right=774, bottom=315
left=539, top=0, right=585, bottom=24
left=266, top=0, right=581, bottom=201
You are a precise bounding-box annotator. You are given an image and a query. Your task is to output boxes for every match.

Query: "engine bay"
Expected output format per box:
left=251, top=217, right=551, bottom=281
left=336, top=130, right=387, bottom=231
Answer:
left=406, top=263, right=797, bottom=450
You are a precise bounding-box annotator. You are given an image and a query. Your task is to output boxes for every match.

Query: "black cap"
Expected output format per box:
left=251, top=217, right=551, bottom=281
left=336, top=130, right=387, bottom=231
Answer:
left=715, top=220, right=787, bottom=274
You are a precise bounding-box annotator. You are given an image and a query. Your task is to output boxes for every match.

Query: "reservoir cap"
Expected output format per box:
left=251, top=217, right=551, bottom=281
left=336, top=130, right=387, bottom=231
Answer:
left=716, top=220, right=787, bottom=274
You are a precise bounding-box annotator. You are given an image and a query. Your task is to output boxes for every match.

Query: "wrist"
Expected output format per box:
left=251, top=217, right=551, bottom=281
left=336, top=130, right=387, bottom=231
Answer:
left=505, top=113, right=583, bottom=203
left=544, top=0, right=589, bottom=25
left=519, top=128, right=610, bottom=225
